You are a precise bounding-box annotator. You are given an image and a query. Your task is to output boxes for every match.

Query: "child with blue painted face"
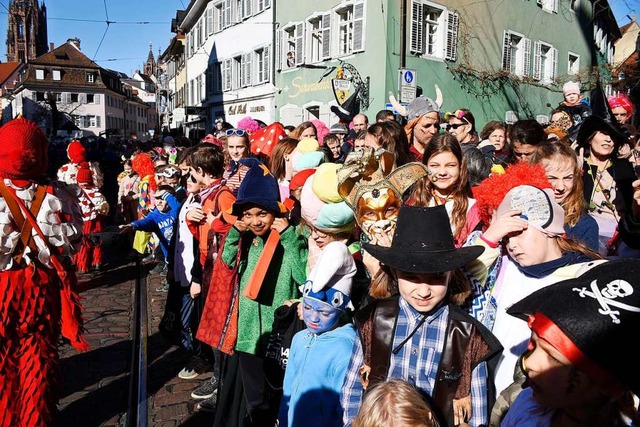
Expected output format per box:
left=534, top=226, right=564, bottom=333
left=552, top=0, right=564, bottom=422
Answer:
left=278, top=241, right=357, bottom=427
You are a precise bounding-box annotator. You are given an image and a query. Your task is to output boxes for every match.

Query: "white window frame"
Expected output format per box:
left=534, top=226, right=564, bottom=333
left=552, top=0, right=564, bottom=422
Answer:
left=35, top=69, right=44, bottom=80
left=533, top=41, right=557, bottom=84
left=537, top=0, right=558, bottom=13
left=206, top=3, right=214, bottom=36
left=254, top=45, right=270, bottom=84
left=281, top=22, right=304, bottom=68
left=409, top=1, right=458, bottom=61
left=567, top=52, right=580, bottom=75
left=332, top=0, right=366, bottom=57
left=502, top=30, right=531, bottom=78
left=242, top=0, right=252, bottom=20
left=307, top=13, right=331, bottom=63
left=256, top=0, right=270, bottom=13
left=214, top=2, right=224, bottom=33
left=52, top=70, right=61, bottom=81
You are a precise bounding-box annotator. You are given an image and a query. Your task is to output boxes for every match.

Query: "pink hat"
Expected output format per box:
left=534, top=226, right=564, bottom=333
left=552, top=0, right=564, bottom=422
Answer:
left=562, top=81, right=581, bottom=96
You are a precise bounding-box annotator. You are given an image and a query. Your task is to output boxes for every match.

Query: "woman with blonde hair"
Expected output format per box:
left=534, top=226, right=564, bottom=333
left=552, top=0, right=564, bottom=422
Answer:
left=289, top=121, right=318, bottom=140
left=531, top=142, right=599, bottom=251
left=352, top=379, right=448, bottom=427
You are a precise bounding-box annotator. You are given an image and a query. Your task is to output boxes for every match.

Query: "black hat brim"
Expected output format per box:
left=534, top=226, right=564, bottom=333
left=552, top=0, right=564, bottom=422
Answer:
left=577, top=116, right=626, bottom=148
left=362, top=243, right=484, bottom=274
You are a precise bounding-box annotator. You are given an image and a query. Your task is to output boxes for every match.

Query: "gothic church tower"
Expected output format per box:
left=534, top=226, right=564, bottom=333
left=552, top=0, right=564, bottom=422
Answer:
left=6, top=0, right=48, bottom=63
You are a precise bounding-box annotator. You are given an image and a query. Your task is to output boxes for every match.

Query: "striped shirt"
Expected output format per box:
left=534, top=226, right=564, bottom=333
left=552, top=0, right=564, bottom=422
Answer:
left=341, top=298, right=490, bottom=426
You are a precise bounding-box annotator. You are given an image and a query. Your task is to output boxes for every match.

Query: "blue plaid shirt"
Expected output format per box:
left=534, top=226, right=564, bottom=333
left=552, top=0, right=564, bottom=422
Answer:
left=341, top=298, right=490, bottom=427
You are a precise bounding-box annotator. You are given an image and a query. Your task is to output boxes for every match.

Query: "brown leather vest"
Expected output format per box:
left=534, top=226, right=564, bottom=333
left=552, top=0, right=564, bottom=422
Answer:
left=354, top=296, right=502, bottom=426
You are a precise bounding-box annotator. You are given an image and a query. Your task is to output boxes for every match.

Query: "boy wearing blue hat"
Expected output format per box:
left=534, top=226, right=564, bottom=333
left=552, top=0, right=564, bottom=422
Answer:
left=278, top=241, right=357, bottom=427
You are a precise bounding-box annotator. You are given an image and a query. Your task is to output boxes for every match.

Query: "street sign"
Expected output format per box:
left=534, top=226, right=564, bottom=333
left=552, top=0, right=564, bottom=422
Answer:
left=398, top=68, right=417, bottom=104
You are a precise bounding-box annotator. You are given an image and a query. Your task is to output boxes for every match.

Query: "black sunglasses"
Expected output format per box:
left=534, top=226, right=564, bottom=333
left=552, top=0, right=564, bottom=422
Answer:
left=225, top=129, right=247, bottom=137
left=446, top=123, right=467, bottom=131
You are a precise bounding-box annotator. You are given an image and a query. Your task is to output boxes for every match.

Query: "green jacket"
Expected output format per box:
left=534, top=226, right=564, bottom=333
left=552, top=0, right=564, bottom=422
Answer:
left=222, top=225, right=308, bottom=355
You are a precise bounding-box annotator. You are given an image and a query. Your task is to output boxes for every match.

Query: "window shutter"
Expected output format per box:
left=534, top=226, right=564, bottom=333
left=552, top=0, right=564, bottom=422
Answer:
left=321, top=13, right=331, bottom=60
left=242, top=0, right=252, bottom=19
left=551, top=47, right=558, bottom=80
left=523, top=38, right=532, bottom=77
left=224, top=0, right=232, bottom=28
left=501, top=31, right=511, bottom=71
left=207, top=5, right=214, bottom=35
left=95, top=94, right=101, bottom=104
left=264, top=0, right=270, bottom=8
left=63, top=92, right=71, bottom=103
left=264, top=44, right=270, bottom=82
left=353, top=0, right=365, bottom=52
left=552, top=0, right=558, bottom=12
left=533, top=41, right=542, bottom=80
left=79, top=93, right=87, bottom=103
left=223, top=59, right=231, bottom=91
left=410, top=0, right=424, bottom=54
left=295, top=22, right=304, bottom=65
left=243, top=53, right=252, bottom=87
left=275, top=29, right=282, bottom=71
left=445, top=11, right=459, bottom=61
left=96, top=116, right=101, bottom=127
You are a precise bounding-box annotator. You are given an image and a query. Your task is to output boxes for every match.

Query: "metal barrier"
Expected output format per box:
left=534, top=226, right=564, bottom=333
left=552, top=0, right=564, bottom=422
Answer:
left=126, top=257, right=148, bottom=427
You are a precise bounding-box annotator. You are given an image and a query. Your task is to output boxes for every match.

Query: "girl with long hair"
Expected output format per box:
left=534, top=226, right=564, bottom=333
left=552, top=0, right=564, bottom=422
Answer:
left=268, top=137, right=298, bottom=201
left=407, top=133, right=480, bottom=247
left=363, top=121, right=412, bottom=166
left=531, top=142, right=599, bottom=251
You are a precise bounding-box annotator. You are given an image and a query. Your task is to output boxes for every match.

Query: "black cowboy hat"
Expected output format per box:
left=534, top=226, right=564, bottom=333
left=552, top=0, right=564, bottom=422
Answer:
left=576, top=115, right=627, bottom=150
left=508, top=259, right=640, bottom=396
left=363, top=205, right=484, bottom=274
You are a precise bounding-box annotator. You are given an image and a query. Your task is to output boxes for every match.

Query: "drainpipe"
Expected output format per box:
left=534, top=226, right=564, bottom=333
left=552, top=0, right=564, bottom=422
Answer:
left=272, top=1, right=278, bottom=123
left=400, top=0, right=407, bottom=68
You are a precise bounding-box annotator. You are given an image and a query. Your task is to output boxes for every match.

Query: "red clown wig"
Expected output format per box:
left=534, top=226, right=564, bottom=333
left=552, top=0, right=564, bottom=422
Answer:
left=131, top=152, right=157, bottom=191
left=472, top=162, right=552, bottom=228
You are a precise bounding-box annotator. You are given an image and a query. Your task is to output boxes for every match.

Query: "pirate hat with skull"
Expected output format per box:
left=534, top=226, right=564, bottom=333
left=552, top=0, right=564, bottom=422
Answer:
left=508, top=259, right=640, bottom=396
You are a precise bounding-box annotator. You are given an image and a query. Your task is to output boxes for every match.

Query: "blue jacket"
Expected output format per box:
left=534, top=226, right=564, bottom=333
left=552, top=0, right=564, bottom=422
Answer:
left=132, top=194, right=181, bottom=258
left=279, top=323, right=356, bottom=427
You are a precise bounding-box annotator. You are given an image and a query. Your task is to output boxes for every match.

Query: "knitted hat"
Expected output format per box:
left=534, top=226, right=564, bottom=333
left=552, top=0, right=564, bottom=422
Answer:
left=508, top=259, right=640, bottom=396
left=0, top=117, right=49, bottom=180
left=67, top=140, right=86, bottom=163
left=301, top=163, right=355, bottom=233
left=302, top=241, right=356, bottom=311
left=76, top=162, right=93, bottom=185
left=496, top=185, right=565, bottom=236
left=562, top=81, right=581, bottom=96
left=291, top=138, right=324, bottom=174
left=232, top=160, right=287, bottom=216
left=330, top=123, right=349, bottom=135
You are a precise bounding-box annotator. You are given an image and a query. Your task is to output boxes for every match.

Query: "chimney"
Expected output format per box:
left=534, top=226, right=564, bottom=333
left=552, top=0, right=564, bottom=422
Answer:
left=49, top=42, right=54, bottom=52
left=67, top=38, right=81, bottom=51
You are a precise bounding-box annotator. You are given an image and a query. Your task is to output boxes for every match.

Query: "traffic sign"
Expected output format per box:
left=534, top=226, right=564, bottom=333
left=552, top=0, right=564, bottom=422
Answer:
left=398, top=68, right=417, bottom=104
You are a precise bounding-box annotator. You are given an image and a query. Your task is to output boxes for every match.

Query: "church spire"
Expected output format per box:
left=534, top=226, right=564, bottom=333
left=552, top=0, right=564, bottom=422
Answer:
left=144, top=42, right=156, bottom=76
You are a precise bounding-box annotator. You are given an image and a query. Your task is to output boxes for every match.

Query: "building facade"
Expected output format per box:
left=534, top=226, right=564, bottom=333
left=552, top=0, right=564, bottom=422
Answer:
left=10, top=39, right=149, bottom=138
left=272, top=0, right=621, bottom=127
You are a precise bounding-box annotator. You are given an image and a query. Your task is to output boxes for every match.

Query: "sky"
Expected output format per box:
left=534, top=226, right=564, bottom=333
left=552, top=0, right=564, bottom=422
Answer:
left=0, top=0, right=637, bottom=77
left=0, top=0, right=182, bottom=76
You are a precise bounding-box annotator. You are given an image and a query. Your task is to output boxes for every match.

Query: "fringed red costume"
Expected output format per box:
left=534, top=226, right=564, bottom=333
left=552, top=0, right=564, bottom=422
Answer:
left=58, top=141, right=108, bottom=273
left=0, top=118, right=88, bottom=427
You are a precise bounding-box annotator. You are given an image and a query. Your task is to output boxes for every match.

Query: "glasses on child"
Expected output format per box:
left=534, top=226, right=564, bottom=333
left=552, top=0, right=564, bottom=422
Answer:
left=225, top=129, right=247, bottom=137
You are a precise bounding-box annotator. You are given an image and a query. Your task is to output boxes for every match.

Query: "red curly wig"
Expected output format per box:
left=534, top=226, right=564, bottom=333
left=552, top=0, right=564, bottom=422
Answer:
left=472, top=162, right=551, bottom=228
left=131, top=152, right=157, bottom=191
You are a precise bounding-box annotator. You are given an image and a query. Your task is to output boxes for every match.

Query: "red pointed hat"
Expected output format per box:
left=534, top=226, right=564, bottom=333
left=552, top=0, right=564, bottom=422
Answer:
left=0, top=117, right=49, bottom=180
left=249, top=122, right=286, bottom=157
left=67, top=140, right=86, bottom=163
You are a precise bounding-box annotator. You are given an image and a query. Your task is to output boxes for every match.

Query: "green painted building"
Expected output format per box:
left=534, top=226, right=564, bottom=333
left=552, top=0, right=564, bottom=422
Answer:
left=274, top=0, right=620, bottom=128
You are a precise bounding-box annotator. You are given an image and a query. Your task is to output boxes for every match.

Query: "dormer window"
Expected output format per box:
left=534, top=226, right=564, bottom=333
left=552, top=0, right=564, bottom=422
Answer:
left=35, top=69, right=44, bottom=80
left=52, top=70, right=61, bottom=81
left=86, top=72, right=95, bottom=83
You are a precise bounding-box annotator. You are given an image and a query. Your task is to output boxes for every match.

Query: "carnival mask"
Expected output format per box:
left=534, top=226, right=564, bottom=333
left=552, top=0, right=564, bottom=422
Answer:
left=356, top=187, right=401, bottom=239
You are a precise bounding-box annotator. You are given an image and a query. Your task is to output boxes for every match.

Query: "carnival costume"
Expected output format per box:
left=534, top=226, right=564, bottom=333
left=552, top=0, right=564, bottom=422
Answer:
left=0, top=118, right=88, bottom=427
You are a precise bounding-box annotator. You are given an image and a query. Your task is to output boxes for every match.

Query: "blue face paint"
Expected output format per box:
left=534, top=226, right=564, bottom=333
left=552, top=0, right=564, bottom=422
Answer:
left=302, top=297, right=342, bottom=335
